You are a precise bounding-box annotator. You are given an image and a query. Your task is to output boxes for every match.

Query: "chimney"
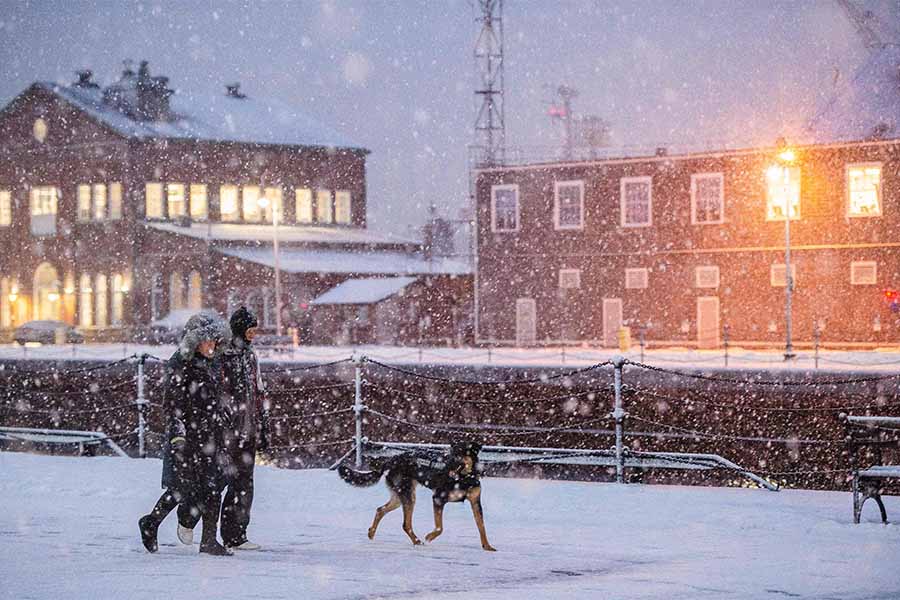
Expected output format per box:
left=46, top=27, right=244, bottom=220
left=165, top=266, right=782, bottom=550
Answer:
left=225, top=83, right=246, bottom=99
left=135, top=60, right=173, bottom=121
left=73, top=70, right=99, bottom=89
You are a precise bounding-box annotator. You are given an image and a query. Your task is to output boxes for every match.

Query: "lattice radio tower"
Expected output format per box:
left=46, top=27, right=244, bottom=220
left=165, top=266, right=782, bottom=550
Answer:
left=473, top=0, right=505, bottom=166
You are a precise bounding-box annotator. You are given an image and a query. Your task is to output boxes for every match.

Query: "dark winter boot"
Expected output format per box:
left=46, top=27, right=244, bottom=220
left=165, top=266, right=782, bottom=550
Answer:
left=139, top=491, right=179, bottom=553
left=138, top=515, right=159, bottom=553
left=198, top=500, right=232, bottom=557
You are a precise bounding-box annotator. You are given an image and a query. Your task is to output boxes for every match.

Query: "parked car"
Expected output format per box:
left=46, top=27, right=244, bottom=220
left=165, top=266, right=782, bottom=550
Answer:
left=145, top=308, right=221, bottom=345
left=14, top=320, right=84, bottom=345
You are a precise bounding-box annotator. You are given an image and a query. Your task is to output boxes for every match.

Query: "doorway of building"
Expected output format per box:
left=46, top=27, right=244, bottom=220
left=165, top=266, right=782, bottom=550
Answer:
left=33, top=262, right=61, bottom=322
left=602, top=298, right=623, bottom=347
left=697, top=296, right=720, bottom=349
left=515, top=298, right=536, bottom=346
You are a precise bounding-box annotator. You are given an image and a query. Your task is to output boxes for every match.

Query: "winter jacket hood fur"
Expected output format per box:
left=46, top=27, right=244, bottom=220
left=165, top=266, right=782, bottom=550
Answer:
left=178, top=313, right=231, bottom=359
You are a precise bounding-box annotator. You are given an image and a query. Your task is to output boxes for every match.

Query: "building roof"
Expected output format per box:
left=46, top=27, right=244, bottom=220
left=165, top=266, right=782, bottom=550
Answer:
left=310, top=277, right=418, bottom=305
left=805, top=44, right=900, bottom=143
left=214, top=246, right=471, bottom=276
left=36, top=81, right=364, bottom=150
left=145, top=221, right=417, bottom=246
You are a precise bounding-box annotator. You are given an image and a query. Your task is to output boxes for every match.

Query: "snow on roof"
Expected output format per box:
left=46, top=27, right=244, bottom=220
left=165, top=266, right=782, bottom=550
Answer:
left=215, top=246, right=471, bottom=276
left=310, top=276, right=418, bottom=305
left=145, top=221, right=417, bottom=246
left=805, top=44, right=900, bottom=143
left=38, top=82, right=364, bottom=150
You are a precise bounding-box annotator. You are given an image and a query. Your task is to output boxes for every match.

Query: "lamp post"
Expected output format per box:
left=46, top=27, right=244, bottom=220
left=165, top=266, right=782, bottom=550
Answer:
left=769, top=146, right=797, bottom=360
left=258, top=196, right=283, bottom=337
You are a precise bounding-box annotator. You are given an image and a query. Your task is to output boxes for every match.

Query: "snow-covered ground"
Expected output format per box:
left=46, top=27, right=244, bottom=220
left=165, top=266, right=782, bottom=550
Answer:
left=4, top=342, right=900, bottom=373
left=2, top=452, right=899, bottom=600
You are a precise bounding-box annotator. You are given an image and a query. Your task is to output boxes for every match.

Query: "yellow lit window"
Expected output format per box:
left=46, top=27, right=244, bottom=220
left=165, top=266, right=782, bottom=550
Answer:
left=77, top=185, right=92, bottom=221
left=93, top=183, right=107, bottom=220
left=316, top=189, right=333, bottom=224
left=109, top=183, right=123, bottom=220
left=167, top=183, right=186, bottom=218
left=145, top=183, right=163, bottom=219
left=190, top=184, right=208, bottom=220
left=765, top=166, right=800, bottom=220
left=220, top=185, right=239, bottom=221
left=262, top=187, right=283, bottom=223
left=335, top=190, right=352, bottom=224
left=0, top=190, right=10, bottom=226
left=242, top=186, right=261, bottom=222
left=848, top=165, right=881, bottom=217
left=295, top=188, right=313, bottom=223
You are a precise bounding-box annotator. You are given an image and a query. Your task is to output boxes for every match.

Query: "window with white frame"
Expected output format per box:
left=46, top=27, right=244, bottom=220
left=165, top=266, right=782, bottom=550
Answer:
left=695, top=265, right=720, bottom=289
left=167, top=183, right=186, bottom=218
left=145, top=183, right=164, bottom=219
left=770, top=263, right=797, bottom=287
left=111, top=274, right=125, bottom=326
left=620, top=176, right=652, bottom=227
left=554, top=180, right=583, bottom=229
left=559, top=268, right=581, bottom=289
left=335, top=190, right=352, bottom=224
left=491, top=184, right=519, bottom=232
left=0, top=190, right=10, bottom=226
left=30, top=186, right=58, bottom=236
left=625, top=268, right=649, bottom=289
left=691, top=173, right=724, bottom=224
left=850, top=261, right=877, bottom=285
left=296, top=188, right=313, bottom=223
left=77, top=185, right=92, bottom=221
left=766, top=166, right=801, bottom=220
left=847, top=164, right=882, bottom=217
left=316, top=189, right=333, bottom=223
left=189, top=184, right=208, bottom=220
left=109, top=183, right=122, bottom=220
left=219, top=185, right=240, bottom=221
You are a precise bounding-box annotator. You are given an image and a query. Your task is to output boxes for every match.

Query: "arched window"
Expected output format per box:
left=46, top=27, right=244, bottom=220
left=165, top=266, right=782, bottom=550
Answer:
left=33, top=262, right=61, bottom=321
left=1, top=277, right=10, bottom=328
left=169, top=272, right=185, bottom=312
left=79, top=273, right=93, bottom=328
left=187, top=271, right=202, bottom=310
left=95, top=274, right=108, bottom=328
left=112, top=274, right=125, bottom=326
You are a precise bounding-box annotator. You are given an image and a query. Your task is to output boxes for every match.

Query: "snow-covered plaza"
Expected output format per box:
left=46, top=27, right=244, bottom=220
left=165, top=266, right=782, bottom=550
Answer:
left=2, top=452, right=899, bottom=600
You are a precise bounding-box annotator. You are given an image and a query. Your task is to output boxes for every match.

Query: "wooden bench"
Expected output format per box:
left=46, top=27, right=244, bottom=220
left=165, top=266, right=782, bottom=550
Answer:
left=842, top=415, right=900, bottom=524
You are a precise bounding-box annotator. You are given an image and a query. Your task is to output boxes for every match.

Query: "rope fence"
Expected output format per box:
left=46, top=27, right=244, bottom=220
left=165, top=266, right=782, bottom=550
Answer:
left=0, top=352, right=897, bottom=491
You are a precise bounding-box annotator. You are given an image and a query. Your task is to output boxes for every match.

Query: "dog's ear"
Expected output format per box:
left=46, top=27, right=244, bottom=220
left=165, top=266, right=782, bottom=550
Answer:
left=470, top=442, right=482, bottom=455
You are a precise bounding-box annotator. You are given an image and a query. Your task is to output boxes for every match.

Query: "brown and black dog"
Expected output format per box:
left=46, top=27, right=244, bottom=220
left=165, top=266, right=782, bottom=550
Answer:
left=338, top=441, right=496, bottom=551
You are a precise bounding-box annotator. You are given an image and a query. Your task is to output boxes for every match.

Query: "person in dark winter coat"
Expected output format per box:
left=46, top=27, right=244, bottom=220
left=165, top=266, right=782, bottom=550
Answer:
left=138, top=313, right=233, bottom=556
left=178, top=306, right=270, bottom=551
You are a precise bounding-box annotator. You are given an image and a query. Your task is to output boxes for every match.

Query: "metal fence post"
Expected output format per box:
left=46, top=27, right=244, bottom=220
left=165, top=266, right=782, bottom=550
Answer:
left=814, top=321, right=820, bottom=370
left=639, top=327, right=646, bottom=363
left=561, top=346, right=566, bottom=364
left=353, top=355, right=365, bottom=467
left=612, top=355, right=626, bottom=484
left=723, top=324, right=730, bottom=368
left=136, top=353, right=147, bottom=459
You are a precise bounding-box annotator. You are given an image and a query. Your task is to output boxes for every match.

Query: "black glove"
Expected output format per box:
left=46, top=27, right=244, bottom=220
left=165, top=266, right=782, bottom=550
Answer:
left=257, top=410, right=271, bottom=452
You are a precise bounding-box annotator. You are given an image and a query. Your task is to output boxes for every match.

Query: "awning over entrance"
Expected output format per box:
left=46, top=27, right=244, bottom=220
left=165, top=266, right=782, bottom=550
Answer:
left=310, top=277, right=417, bottom=306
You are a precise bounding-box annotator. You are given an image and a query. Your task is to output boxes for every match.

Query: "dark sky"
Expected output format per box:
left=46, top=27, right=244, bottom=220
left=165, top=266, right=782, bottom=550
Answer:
left=0, top=1, right=892, bottom=235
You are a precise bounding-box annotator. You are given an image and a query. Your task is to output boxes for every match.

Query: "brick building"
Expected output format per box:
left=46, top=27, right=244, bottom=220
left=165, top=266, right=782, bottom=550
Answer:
left=0, top=63, right=470, bottom=343
left=474, top=46, right=900, bottom=349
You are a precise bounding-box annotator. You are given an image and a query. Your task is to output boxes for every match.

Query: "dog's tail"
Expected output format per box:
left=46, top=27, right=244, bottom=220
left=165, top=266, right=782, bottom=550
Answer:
left=337, top=460, right=388, bottom=487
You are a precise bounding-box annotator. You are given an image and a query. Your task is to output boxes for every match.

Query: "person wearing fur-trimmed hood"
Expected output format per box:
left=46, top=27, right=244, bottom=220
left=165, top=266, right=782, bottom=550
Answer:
left=175, top=306, right=270, bottom=551
left=138, top=313, right=233, bottom=556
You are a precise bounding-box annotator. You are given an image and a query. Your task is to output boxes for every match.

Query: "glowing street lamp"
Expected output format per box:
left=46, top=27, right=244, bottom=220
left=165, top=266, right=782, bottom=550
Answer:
left=771, top=142, right=797, bottom=360
left=257, top=195, right=283, bottom=337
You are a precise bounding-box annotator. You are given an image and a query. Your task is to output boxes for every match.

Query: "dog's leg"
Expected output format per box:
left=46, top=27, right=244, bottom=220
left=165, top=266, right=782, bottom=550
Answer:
left=425, top=496, right=445, bottom=543
left=467, top=487, right=496, bottom=551
left=368, top=491, right=401, bottom=540
left=401, top=486, right=423, bottom=546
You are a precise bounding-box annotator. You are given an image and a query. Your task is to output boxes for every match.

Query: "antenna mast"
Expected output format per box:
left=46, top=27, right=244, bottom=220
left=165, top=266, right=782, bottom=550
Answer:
left=473, top=0, right=505, bottom=166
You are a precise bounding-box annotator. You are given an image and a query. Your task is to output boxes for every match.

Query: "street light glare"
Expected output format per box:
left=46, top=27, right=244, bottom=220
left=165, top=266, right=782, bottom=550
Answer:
left=257, top=197, right=270, bottom=208
left=778, top=149, right=796, bottom=163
